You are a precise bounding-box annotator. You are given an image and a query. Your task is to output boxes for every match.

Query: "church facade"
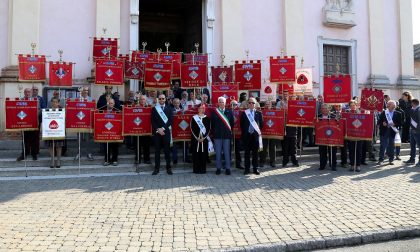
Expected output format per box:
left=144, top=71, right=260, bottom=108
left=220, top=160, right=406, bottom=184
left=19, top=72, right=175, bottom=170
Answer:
left=0, top=0, right=418, bottom=126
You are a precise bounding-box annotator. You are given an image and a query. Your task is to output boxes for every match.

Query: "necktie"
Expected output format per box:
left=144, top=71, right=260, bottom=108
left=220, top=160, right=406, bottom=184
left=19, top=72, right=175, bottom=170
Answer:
left=248, top=111, right=254, bottom=134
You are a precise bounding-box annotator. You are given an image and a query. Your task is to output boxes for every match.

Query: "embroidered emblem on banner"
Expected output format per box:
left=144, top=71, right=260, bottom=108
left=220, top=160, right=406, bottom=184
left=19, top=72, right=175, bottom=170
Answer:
left=189, top=71, right=198, bottom=80
left=131, top=68, right=140, bottom=75
left=367, top=95, right=378, bottom=106
left=76, top=111, right=85, bottom=120
left=352, top=119, right=362, bottom=128
left=219, top=71, right=227, bottom=82
left=133, top=117, right=142, bottom=126
left=105, top=69, right=113, bottom=77
left=179, top=120, right=188, bottom=131
left=280, top=67, right=287, bottom=75
left=55, top=68, right=66, bottom=79
left=244, top=71, right=253, bottom=81
left=17, top=111, right=27, bottom=120
left=105, top=122, right=114, bottom=130
left=29, top=65, right=37, bottom=74
left=154, top=72, right=163, bottom=82
left=267, top=119, right=274, bottom=128
left=297, top=109, right=306, bottom=117
left=333, top=84, right=342, bottom=93
left=325, top=128, right=333, bottom=137
left=101, top=47, right=110, bottom=56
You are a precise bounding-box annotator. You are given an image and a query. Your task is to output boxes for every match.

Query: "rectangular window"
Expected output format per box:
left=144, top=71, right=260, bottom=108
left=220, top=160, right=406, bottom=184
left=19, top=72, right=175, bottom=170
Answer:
left=323, top=45, right=350, bottom=75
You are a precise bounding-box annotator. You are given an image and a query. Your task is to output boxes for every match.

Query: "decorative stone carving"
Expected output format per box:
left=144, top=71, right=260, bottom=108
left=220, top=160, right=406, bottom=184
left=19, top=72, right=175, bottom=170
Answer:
left=323, top=0, right=356, bottom=29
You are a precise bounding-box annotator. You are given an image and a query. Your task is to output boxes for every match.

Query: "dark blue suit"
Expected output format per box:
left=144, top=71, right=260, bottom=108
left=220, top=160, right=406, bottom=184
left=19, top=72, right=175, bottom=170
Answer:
left=211, top=108, right=234, bottom=171
left=378, top=110, right=403, bottom=162
left=151, top=105, right=173, bottom=171
left=240, top=110, right=263, bottom=171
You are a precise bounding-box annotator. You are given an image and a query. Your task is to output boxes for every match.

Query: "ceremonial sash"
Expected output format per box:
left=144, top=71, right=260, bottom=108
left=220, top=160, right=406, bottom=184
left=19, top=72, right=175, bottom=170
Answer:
left=385, top=110, right=399, bottom=133
left=245, top=109, right=263, bottom=150
left=215, top=108, right=232, bottom=131
left=193, top=115, right=214, bottom=153
left=155, top=105, right=172, bottom=146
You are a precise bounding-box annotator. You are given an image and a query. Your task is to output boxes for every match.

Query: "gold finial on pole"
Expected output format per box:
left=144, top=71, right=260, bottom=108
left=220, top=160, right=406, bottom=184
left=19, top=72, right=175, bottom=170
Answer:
left=301, top=57, right=304, bottom=68
left=157, top=48, right=162, bottom=62
left=280, top=48, right=285, bottom=58
left=165, top=42, right=170, bottom=55
left=18, top=84, right=23, bottom=98
left=141, top=42, right=147, bottom=53
left=194, top=43, right=200, bottom=54
left=58, top=49, right=63, bottom=63
left=107, top=46, right=112, bottom=60
left=335, top=63, right=340, bottom=76
left=191, top=51, right=197, bottom=65
left=102, top=28, right=107, bottom=36
left=30, top=43, right=36, bottom=57
left=221, top=54, right=225, bottom=67
left=245, top=50, right=250, bottom=60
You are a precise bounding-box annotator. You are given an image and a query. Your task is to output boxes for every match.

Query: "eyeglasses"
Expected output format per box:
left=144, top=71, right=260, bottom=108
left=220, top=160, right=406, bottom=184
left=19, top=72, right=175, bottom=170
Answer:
left=249, top=102, right=255, bottom=104
left=158, top=98, right=165, bottom=100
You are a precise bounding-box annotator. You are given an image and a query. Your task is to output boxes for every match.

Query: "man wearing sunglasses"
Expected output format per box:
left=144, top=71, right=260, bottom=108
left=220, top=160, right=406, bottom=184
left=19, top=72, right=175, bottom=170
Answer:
left=151, top=94, right=173, bottom=175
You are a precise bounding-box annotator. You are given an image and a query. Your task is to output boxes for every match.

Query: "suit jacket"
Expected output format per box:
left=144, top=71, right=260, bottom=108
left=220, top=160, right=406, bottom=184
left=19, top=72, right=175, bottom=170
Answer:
left=151, top=105, right=173, bottom=138
left=410, top=106, right=420, bottom=132
left=211, top=108, right=234, bottom=139
left=378, top=110, right=403, bottom=136
left=240, top=110, right=263, bottom=142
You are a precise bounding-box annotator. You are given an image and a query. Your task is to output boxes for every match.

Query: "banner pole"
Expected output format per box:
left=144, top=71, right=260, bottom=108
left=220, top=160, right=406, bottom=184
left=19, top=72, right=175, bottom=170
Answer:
left=183, top=141, right=186, bottom=162
left=354, top=140, right=357, bottom=172
left=53, top=140, right=56, bottom=176
left=78, top=132, right=81, bottom=174
left=136, top=136, right=140, bottom=173
left=106, top=142, right=109, bottom=164
left=22, top=130, right=27, bottom=177
left=299, top=126, right=303, bottom=158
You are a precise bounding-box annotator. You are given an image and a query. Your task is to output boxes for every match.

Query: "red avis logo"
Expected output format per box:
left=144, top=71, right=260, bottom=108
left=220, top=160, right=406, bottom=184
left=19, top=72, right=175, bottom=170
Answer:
left=297, top=74, right=309, bottom=84
left=49, top=120, right=59, bottom=129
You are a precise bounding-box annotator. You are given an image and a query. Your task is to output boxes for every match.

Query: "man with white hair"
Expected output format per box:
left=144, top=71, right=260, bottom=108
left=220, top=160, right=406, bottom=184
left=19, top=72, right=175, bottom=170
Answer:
left=211, top=96, right=235, bottom=175
left=377, top=100, right=403, bottom=165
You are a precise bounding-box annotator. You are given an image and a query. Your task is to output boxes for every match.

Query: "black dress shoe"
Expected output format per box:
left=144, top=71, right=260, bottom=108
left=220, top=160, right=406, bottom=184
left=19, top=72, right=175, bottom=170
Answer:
left=404, top=159, right=415, bottom=164
left=167, top=169, right=173, bottom=175
left=16, top=156, right=24, bottom=161
left=282, top=163, right=287, bottom=167
left=319, top=167, right=326, bottom=170
left=361, top=162, right=368, bottom=165
left=152, top=169, right=159, bottom=175
left=332, top=166, right=337, bottom=171
left=270, top=163, right=276, bottom=168
left=253, top=169, right=260, bottom=175
left=292, top=162, right=299, bottom=167
left=216, top=169, right=221, bottom=175
left=225, top=169, right=231, bottom=175
left=144, top=160, right=151, bottom=164
left=236, top=166, right=245, bottom=170
left=173, top=160, right=178, bottom=165
left=32, top=155, right=38, bottom=161
left=244, top=169, right=251, bottom=175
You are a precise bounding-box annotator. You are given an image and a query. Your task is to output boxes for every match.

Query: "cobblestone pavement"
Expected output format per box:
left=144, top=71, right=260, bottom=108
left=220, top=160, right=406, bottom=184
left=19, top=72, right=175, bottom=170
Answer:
left=0, top=160, right=420, bottom=252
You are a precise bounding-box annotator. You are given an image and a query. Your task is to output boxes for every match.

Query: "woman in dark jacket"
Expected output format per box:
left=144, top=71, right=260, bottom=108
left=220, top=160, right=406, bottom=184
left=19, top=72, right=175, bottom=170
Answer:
left=190, top=103, right=211, bottom=174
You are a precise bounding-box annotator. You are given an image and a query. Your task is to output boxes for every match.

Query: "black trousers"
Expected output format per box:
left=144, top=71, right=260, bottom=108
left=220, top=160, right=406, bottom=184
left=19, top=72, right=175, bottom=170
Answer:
left=348, top=140, right=362, bottom=166
left=260, top=138, right=277, bottom=164
left=282, top=137, right=297, bottom=164
left=244, top=133, right=259, bottom=170
left=341, top=141, right=348, bottom=165
left=234, top=138, right=243, bottom=167
left=104, top=143, right=119, bottom=162
left=319, top=146, right=337, bottom=168
left=192, top=151, right=207, bottom=173
left=135, top=136, right=151, bottom=162
left=153, top=134, right=171, bottom=170
left=21, top=130, right=39, bottom=157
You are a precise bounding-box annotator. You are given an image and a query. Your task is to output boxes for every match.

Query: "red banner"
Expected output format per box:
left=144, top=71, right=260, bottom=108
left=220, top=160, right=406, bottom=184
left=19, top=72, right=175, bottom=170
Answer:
left=181, top=63, right=208, bottom=88
left=122, top=106, right=152, bottom=136
left=360, top=88, right=384, bottom=112
left=211, top=66, right=234, bottom=83
left=234, top=61, right=261, bottom=91
left=49, top=62, right=73, bottom=87
left=5, top=98, right=39, bottom=131
left=172, top=112, right=194, bottom=142
left=185, top=53, right=208, bottom=65
left=93, top=37, right=118, bottom=59
left=233, top=108, right=243, bottom=139
left=315, top=119, right=345, bottom=147
left=211, top=83, right=238, bottom=106
left=65, top=100, right=96, bottom=132
left=95, top=59, right=124, bottom=85
left=144, top=62, right=172, bottom=90
left=279, top=83, right=294, bottom=94
left=132, top=51, right=151, bottom=63
left=155, top=52, right=182, bottom=79
left=124, top=61, right=144, bottom=80
left=18, top=55, right=46, bottom=81
left=286, top=100, right=317, bottom=127
left=269, top=56, right=296, bottom=83
left=323, top=75, right=352, bottom=104
left=342, top=112, right=374, bottom=141
left=93, top=111, right=123, bottom=143
left=261, top=109, right=285, bottom=139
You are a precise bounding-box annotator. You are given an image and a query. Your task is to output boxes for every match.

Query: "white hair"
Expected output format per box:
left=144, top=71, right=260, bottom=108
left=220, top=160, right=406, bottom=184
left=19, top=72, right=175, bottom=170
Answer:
left=387, top=100, right=396, bottom=107
left=218, top=96, right=226, bottom=103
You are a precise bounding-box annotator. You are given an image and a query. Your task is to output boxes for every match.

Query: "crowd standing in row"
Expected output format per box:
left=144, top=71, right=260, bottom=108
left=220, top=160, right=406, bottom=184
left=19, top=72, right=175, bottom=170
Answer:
left=16, top=85, right=420, bottom=175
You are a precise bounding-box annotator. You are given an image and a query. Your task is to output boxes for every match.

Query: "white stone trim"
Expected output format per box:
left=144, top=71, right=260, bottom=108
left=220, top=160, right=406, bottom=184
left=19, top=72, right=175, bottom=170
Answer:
left=318, top=36, right=357, bottom=97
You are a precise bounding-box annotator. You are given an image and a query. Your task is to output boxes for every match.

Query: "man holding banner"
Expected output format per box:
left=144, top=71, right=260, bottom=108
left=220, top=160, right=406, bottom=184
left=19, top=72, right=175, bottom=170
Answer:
left=377, top=100, right=403, bottom=165
left=211, top=96, right=234, bottom=175
left=240, top=97, right=263, bottom=175
left=151, top=94, right=173, bottom=175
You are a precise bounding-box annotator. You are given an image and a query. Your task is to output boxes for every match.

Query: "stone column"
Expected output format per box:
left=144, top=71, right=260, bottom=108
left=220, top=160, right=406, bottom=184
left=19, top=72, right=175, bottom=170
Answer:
left=367, top=0, right=390, bottom=85
left=397, top=0, right=419, bottom=86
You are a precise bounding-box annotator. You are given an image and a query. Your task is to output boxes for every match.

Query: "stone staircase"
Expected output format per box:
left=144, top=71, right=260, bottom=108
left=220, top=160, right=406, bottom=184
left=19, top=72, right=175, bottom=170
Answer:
left=0, top=139, right=412, bottom=177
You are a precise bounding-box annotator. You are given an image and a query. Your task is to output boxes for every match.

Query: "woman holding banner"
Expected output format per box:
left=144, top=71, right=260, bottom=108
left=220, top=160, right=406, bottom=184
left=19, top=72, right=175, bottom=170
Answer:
left=47, top=97, right=63, bottom=168
left=190, top=103, right=212, bottom=174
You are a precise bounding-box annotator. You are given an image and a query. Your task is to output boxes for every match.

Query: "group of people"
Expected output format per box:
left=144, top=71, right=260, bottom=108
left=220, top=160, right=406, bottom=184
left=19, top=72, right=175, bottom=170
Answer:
left=16, top=85, right=420, bottom=175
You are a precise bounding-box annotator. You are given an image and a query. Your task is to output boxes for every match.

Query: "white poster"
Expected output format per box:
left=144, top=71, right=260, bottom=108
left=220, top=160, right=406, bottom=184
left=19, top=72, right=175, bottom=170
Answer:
left=42, top=109, right=66, bottom=140
left=260, top=82, right=277, bottom=102
left=294, top=68, right=313, bottom=95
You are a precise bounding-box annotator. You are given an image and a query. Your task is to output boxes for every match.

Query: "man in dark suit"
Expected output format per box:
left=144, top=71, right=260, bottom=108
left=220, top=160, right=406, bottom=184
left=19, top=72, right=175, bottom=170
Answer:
left=240, top=97, right=263, bottom=175
left=97, top=86, right=121, bottom=110
left=151, top=93, right=173, bottom=175
left=404, top=99, right=420, bottom=165
left=377, top=100, right=403, bottom=165
left=211, top=96, right=235, bottom=175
